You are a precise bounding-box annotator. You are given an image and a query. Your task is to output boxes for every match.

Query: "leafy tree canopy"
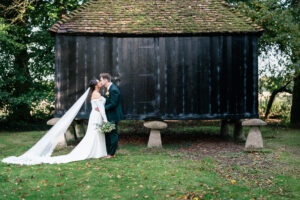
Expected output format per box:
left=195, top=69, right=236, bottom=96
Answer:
left=0, top=0, right=87, bottom=121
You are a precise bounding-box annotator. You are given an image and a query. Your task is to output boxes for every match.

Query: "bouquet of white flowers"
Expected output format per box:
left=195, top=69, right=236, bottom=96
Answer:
left=97, top=121, right=116, bottom=133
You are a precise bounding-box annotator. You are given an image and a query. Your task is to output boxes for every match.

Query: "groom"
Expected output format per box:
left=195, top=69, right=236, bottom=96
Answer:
left=98, top=73, right=124, bottom=158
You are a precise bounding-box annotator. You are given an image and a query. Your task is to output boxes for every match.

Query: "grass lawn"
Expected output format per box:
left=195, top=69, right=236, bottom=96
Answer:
left=0, top=122, right=299, bottom=199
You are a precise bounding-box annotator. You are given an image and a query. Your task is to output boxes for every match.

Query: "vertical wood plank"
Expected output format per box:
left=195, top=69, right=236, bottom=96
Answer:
left=252, top=36, right=259, bottom=117
left=159, top=37, right=166, bottom=115
left=54, top=35, right=259, bottom=120
left=220, top=36, right=228, bottom=115
left=55, top=36, right=62, bottom=113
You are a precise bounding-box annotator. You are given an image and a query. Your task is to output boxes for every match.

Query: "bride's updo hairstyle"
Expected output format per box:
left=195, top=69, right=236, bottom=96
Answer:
left=89, top=79, right=98, bottom=91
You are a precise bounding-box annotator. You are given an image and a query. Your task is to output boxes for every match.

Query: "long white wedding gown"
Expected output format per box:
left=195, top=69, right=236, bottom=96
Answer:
left=2, top=89, right=108, bottom=165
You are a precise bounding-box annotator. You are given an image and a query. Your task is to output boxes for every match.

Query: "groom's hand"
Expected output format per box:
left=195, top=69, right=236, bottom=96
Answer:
left=95, top=108, right=99, bottom=112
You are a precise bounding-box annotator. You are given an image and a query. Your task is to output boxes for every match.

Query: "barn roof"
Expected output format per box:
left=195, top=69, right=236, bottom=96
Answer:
left=50, top=0, right=263, bottom=35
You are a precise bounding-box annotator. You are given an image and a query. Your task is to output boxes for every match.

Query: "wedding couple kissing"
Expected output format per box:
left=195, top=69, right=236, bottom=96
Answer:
left=90, top=73, right=124, bottom=159
left=2, top=73, right=124, bottom=165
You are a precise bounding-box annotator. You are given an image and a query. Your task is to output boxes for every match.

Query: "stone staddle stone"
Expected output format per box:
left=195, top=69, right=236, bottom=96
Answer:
left=242, top=118, right=267, bottom=126
left=144, top=121, right=168, bottom=148
left=65, top=126, right=76, bottom=145
left=55, top=134, right=67, bottom=149
left=144, top=121, right=168, bottom=130
left=242, top=119, right=267, bottom=151
left=74, top=119, right=86, bottom=138
left=47, top=117, right=60, bottom=125
left=46, top=118, right=67, bottom=148
left=46, top=117, right=80, bottom=146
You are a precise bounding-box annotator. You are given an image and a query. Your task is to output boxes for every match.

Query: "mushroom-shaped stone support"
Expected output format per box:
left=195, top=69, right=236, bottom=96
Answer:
left=47, top=117, right=60, bottom=126
left=47, top=118, right=83, bottom=147
left=47, top=117, right=67, bottom=148
left=242, top=119, right=267, bottom=151
left=144, top=121, right=168, bottom=148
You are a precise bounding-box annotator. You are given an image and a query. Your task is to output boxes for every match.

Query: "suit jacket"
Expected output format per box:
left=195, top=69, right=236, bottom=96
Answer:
left=104, top=83, right=124, bottom=122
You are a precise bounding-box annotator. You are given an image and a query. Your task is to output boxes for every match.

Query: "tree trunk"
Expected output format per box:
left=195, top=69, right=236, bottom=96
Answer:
left=10, top=16, right=32, bottom=121
left=11, top=45, right=32, bottom=121
left=264, top=81, right=292, bottom=119
left=291, top=74, right=300, bottom=128
left=290, top=0, right=300, bottom=128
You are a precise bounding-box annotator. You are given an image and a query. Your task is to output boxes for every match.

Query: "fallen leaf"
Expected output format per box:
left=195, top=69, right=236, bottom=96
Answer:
left=85, top=163, right=91, bottom=167
left=41, top=180, right=48, bottom=184
left=56, top=183, right=64, bottom=187
left=85, top=185, right=90, bottom=191
left=15, top=177, right=22, bottom=185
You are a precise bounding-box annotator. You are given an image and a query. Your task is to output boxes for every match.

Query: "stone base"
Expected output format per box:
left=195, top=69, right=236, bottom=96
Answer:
left=47, top=118, right=89, bottom=146
left=220, top=120, right=229, bottom=138
left=55, top=133, right=67, bottom=149
left=245, top=127, right=263, bottom=150
left=75, top=121, right=86, bottom=139
left=244, top=148, right=264, bottom=152
left=233, top=120, right=246, bottom=142
left=144, top=121, right=167, bottom=148
left=147, top=129, right=162, bottom=148
left=65, top=125, right=76, bottom=145
left=219, top=119, right=245, bottom=142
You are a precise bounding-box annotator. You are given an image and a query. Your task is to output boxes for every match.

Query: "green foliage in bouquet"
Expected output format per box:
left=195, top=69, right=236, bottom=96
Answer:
left=97, top=122, right=116, bottom=133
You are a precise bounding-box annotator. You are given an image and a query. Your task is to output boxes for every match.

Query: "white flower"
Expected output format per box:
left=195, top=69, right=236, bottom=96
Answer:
left=97, top=122, right=116, bottom=133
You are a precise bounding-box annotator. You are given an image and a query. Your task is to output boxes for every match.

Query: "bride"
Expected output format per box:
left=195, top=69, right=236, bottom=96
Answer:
left=2, top=79, right=108, bottom=165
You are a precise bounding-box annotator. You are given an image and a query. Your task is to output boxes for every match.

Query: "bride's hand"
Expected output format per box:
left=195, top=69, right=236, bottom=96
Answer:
left=104, top=121, right=108, bottom=124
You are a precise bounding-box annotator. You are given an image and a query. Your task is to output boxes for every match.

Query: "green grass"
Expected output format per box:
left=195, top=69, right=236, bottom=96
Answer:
left=0, top=125, right=299, bottom=199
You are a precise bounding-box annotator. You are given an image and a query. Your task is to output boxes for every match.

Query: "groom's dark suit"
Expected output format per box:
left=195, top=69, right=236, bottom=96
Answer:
left=104, top=83, right=124, bottom=156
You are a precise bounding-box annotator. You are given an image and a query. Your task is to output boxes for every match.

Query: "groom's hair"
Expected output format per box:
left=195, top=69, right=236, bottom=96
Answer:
left=100, top=73, right=112, bottom=82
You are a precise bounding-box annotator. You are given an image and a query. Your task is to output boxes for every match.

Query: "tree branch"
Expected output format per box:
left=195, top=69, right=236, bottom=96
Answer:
left=0, top=0, right=31, bottom=24
left=264, top=80, right=292, bottom=119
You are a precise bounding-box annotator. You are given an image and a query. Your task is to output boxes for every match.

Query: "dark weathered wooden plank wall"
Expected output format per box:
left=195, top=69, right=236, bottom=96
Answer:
left=54, top=35, right=259, bottom=120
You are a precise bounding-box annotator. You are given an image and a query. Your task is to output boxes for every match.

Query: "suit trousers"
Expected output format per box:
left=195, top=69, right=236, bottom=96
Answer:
left=105, top=122, right=118, bottom=156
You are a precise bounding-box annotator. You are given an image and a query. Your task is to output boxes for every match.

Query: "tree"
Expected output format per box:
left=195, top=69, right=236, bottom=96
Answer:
left=290, top=0, right=300, bottom=127
left=0, top=0, right=87, bottom=122
left=227, top=0, right=300, bottom=126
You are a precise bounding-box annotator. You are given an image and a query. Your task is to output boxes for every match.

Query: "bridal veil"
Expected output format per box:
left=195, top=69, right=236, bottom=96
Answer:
left=2, top=88, right=90, bottom=165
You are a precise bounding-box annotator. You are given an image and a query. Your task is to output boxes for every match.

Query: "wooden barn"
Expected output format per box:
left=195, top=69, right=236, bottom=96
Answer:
left=50, top=0, right=263, bottom=121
